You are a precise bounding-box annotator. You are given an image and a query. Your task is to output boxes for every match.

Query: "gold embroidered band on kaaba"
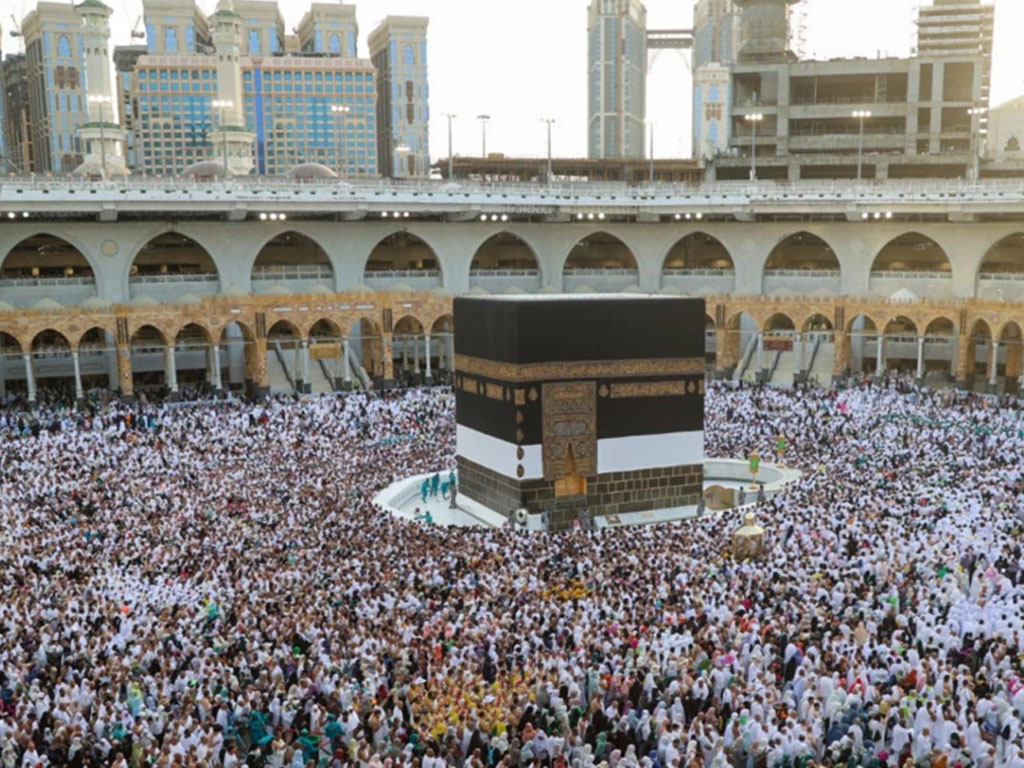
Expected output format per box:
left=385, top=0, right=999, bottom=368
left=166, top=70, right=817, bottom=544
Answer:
left=454, top=355, right=705, bottom=383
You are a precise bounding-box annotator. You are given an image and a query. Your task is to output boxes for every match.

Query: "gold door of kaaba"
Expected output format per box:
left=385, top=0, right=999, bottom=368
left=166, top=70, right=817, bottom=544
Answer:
left=542, top=381, right=597, bottom=496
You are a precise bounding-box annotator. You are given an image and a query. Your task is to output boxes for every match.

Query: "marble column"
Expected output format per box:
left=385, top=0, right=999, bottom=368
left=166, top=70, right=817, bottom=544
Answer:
left=23, top=353, right=36, bottom=404
left=916, top=336, right=926, bottom=380
left=72, top=350, right=84, bottom=402
left=424, top=334, right=432, bottom=383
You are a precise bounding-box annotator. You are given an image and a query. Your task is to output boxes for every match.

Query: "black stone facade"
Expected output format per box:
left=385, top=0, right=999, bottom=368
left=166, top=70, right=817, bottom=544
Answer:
left=458, top=455, right=703, bottom=531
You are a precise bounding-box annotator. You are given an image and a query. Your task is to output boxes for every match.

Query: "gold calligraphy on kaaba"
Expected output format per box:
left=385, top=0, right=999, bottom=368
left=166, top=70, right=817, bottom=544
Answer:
left=454, top=355, right=705, bottom=383
left=609, top=381, right=688, bottom=398
left=542, top=381, right=597, bottom=483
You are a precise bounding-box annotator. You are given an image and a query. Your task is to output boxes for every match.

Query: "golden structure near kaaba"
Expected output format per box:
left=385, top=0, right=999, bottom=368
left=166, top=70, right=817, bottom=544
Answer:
left=733, top=511, right=767, bottom=560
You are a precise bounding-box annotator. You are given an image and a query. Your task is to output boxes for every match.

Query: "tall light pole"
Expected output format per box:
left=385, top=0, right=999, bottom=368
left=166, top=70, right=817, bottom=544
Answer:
left=444, top=113, right=457, bottom=179
left=477, top=114, right=490, bottom=158
left=88, top=94, right=112, bottom=179
left=542, top=118, right=556, bottom=185
left=331, top=104, right=351, bottom=177
left=968, top=106, right=987, bottom=181
left=648, top=122, right=655, bottom=183
left=744, top=113, right=763, bottom=182
left=211, top=99, right=234, bottom=178
left=852, top=110, right=872, bottom=181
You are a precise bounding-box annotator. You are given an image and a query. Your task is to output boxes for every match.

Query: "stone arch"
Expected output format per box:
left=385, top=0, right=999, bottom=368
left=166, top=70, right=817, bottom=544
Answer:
left=349, top=316, right=385, bottom=380
left=563, top=232, right=639, bottom=292
left=662, top=232, right=736, bottom=293
left=883, top=315, right=919, bottom=336
left=129, top=232, right=221, bottom=298
left=307, top=317, right=344, bottom=341
left=216, top=321, right=257, bottom=395
left=800, top=313, right=834, bottom=333
left=365, top=232, right=443, bottom=289
left=30, top=329, right=72, bottom=353
left=393, top=315, right=427, bottom=385
left=871, top=232, right=952, bottom=274
left=129, top=324, right=171, bottom=395
left=764, top=232, right=841, bottom=271
left=564, top=231, right=638, bottom=271
left=846, top=313, right=881, bottom=334
left=720, top=310, right=758, bottom=374
left=763, top=313, right=796, bottom=332
left=923, top=316, right=956, bottom=337
left=252, top=231, right=334, bottom=292
left=965, top=319, right=995, bottom=380
left=1, top=233, right=97, bottom=282
left=267, top=319, right=301, bottom=340
left=470, top=232, right=542, bottom=292
left=77, top=326, right=116, bottom=391
left=979, top=233, right=1024, bottom=277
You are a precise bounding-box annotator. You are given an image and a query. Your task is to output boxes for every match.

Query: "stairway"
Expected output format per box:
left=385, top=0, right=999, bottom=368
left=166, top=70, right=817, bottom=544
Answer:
left=309, top=358, right=334, bottom=395
left=807, top=341, right=835, bottom=385
left=770, top=349, right=796, bottom=387
left=268, top=342, right=295, bottom=395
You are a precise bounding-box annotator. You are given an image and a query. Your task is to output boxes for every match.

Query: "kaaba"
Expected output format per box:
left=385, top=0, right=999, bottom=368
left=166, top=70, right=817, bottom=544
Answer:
left=454, top=295, right=705, bottom=530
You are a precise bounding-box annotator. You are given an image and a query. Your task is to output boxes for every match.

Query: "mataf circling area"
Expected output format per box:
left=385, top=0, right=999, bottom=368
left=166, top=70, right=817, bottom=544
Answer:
left=0, top=380, right=1023, bottom=768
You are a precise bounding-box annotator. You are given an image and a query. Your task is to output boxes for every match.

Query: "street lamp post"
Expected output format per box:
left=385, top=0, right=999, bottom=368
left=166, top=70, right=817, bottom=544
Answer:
left=542, top=118, right=556, bottom=185
left=477, top=114, right=490, bottom=158
left=444, top=113, right=457, bottom=180
left=852, top=110, right=872, bottom=181
left=88, top=94, right=112, bottom=179
left=211, top=99, right=234, bottom=178
left=744, top=113, right=763, bottom=181
left=968, top=106, right=988, bottom=181
left=330, top=104, right=351, bottom=177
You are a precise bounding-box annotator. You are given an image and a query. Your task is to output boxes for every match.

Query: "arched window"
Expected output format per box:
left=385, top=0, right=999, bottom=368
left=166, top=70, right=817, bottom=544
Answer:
left=329, top=34, right=341, bottom=54
left=1006, top=136, right=1021, bottom=153
left=57, top=35, right=71, bottom=58
left=403, top=44, right=415, bottom=66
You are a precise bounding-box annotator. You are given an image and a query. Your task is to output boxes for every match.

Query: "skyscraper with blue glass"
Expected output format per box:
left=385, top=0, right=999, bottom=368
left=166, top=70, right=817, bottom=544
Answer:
left=587, top=0, right=647, bottom=160
left=118, top=0, right=376, bottom=176
left=368, top=16, right=429, bottom=178
left=20, top=1, right=90, bottom=173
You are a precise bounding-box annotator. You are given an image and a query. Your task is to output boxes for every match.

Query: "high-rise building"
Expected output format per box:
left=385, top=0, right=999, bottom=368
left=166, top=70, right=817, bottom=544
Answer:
left=124, top=0, right=376, bottom=177
left=235, top=0, right=284, bottom=56
left=917, top=0, right=994, bottom=105
left=143, top=0, right=211, bottom=56
left=74, top=0, right=128, bottom=178
left=693, top=63, right=731, bottom=161
left=2, top=54, right=33, bottom=173
left=296, top=3, right=358, bottom=57
left=20, top=1, right=90, bottom=173
left=587, top=0, right=647, bottom=159
left=0, top=23, right=8, bottom=174
left=734, top=0, right=798, bottom=63
left=693, top=0, right=740, bottom=70
left=368, top=16, right=429, bottom=177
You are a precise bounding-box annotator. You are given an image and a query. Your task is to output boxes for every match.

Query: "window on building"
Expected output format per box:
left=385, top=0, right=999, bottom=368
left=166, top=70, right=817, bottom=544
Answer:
left=248, top=30, right=261, bottom=54
left=1008, top=137, right=1022, bottom=152
left=403, top=44, right=415, bottom=66
left=165, top=27, right=178, bottom=53
left=269, top=28, right=280, bottom=52
left=185, top=25, right=195, bottom=52
left=57, top=35, right=71, bottom=58
left=329, top=34, right=341, bottom=54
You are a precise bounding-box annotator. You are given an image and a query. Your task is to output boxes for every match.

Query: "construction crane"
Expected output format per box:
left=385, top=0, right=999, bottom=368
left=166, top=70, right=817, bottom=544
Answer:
left=9, top=14, right=22, bottom=38
left=130, top=16, right=145, bottom=39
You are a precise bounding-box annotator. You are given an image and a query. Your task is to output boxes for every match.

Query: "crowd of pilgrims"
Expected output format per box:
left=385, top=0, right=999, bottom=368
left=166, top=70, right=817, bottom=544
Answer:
left=1, top=378, right=1024, bottom=768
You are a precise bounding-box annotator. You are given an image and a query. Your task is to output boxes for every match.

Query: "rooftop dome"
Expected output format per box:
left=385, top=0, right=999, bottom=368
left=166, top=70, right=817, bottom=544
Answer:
left=0, top=300, right=16, bottom=313
left=387, top=282, right=415, bottom=293
left=309, top=283, right=333, bottom=295
left=130, top=294, right=159, bottom=307
left=176, top=293, right=203, bottom=305
left=181, top=160, right=227, bottom=180
left=81, top=296, right=113, bottom=309
left=288, top=163, right=339, bottom=180
left=465, top=286, right=489, bottom=296
left=264, top=284, right=292, bottom=296
left=351, top=283, right=375, bottom=294
left=32, top=297, right=64, bottom=311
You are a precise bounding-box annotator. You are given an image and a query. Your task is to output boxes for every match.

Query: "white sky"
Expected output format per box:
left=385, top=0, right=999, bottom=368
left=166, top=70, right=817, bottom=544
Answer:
left=10, top=0, right=1023, bottom=162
